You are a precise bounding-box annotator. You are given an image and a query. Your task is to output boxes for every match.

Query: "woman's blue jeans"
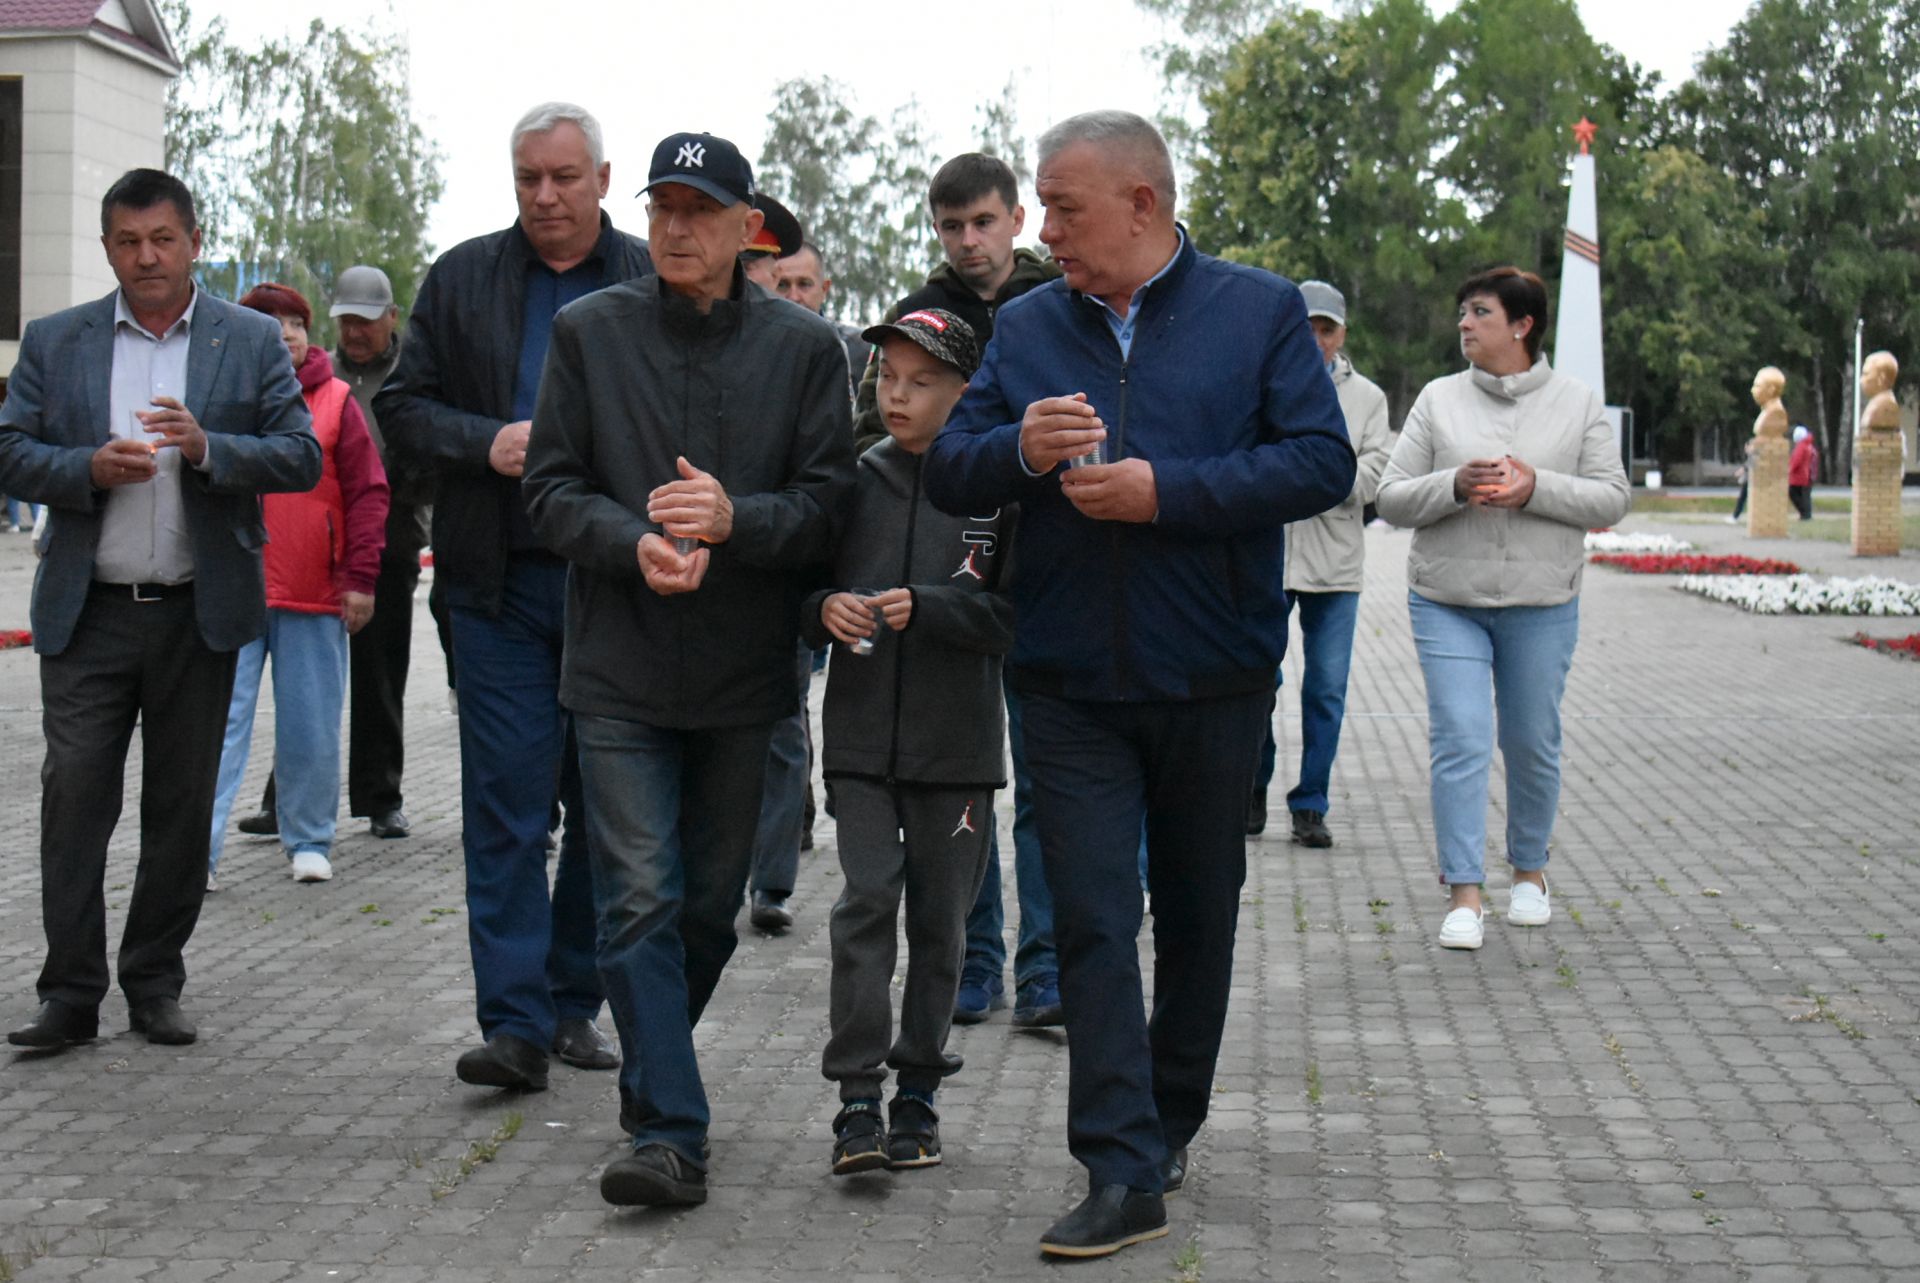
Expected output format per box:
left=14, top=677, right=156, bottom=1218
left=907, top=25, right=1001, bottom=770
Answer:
left=208, top=609, right=348, bottom=872
left=1407, top=591, right=1579, bottom=886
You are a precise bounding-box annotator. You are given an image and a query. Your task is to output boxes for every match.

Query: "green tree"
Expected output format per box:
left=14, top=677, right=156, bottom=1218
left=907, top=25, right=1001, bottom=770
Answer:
left=757, top=77, right=935, bottom=326
left=1675, top=0, right=1920, bottom=478
left=974, top=76, right=1032, bottom=190
left=159, top=0, right=443, bottom=339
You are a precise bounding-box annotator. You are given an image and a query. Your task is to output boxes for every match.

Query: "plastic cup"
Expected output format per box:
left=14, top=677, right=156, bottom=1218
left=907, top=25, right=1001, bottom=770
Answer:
left=671, top=536, right=699, bottom=556
left=1066, top=440, right=1107, bottom=469
left=849, top=588, right=889, bottom=656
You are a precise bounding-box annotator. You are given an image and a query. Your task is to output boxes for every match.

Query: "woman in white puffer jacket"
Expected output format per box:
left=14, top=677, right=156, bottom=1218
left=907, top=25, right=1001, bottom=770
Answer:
left=1375, top=266, right=1630, bottom=952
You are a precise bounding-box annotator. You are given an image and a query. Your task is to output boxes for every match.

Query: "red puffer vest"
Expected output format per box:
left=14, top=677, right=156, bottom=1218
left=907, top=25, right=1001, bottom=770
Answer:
left=264, top=346, right=350, bottom=613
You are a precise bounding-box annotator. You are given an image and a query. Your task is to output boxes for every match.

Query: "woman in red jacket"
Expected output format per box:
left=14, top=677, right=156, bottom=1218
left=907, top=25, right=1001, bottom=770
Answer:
left=1788, top=425, right=1819, bottom=521
left=208, top=283, right=390, bottom=886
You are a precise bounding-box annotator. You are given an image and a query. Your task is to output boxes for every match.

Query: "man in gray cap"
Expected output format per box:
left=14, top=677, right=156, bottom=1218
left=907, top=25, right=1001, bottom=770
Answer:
left=1253, top=280, right=1391, bottom=848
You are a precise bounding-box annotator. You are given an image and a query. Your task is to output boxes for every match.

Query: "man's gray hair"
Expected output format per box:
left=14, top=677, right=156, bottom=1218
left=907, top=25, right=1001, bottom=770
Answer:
left=510, top=102, right=605, bottom=168
left=1036, top=110, right=1176, bottom=209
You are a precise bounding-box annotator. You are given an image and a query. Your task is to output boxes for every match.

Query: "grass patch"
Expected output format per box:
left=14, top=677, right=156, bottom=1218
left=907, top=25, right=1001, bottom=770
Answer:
left=1292, top=893, right=1308, bottom=934
left=1789, top=514, right=1920, bottom=545
left=1630, top=493, right=1851, bottom=516
left=1172, top=1235, right=1204, bottom=1282
left=1791, top=989, right=1866, bottom=1040
left=431, top=1111, right=524, bottom=1199
left=1304, top=1062, right=1322, bottom=1105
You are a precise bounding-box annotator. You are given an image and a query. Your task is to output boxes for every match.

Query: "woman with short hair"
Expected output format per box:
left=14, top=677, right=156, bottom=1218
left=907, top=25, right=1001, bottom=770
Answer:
left=1375, top=266, right=1630, bottom=950
left=207, top=283, right=389, bottom=887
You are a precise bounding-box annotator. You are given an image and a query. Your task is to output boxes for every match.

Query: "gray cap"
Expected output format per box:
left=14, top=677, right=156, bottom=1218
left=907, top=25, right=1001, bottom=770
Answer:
left=330, top=265, right=395, bottom=320
left=1299, top=280, right=1346, bottom=326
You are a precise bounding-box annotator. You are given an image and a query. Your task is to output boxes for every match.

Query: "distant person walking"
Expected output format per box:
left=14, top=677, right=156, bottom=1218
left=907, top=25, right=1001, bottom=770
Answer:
left=1788, top=424, right=1817, bottom=520
left=1375, top=267, right=1629, bottom=952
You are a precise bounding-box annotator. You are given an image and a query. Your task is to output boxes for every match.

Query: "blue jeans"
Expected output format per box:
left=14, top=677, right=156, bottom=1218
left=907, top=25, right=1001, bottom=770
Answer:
left=1407, top=591, right=1579, bottom=886
left=448, top=555, right=603, bottom=1049
left=749, top=643, right=813, bottom=896
left=1255, top=591, right=1360, bottom=815
left=208, top=609, right=347, bottom=872
left=961, top=681, right=1057, bottom=992
left=574, top=713, right=773, bottom=1169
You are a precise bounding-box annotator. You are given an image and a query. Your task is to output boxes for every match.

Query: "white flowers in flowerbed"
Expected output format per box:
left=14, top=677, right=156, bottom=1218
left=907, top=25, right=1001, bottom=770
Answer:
left=1676, top=574, right=1920, bottom=615
left=1584, top=530, right=1694, bottom=553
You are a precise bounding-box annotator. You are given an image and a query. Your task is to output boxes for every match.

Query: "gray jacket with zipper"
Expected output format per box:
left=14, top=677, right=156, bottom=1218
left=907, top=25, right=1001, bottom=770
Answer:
left=801, top=437, right=1016, bottom=788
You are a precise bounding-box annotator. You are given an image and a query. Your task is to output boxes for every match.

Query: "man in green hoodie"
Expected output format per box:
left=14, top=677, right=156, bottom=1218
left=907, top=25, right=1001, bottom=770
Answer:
left=850, top=154, right=1059, bottom=454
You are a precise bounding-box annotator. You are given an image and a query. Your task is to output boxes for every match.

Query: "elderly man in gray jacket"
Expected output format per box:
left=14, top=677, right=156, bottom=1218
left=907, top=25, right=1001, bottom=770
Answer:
left=1253, top=281, right=1392, bottom=848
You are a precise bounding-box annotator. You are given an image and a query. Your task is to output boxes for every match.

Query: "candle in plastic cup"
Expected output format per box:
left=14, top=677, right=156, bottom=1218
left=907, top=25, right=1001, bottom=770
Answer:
left=671, top=536, right=699, bottom=556
left=1066, top=440, right=1106, bottom=469
left=849, top=589, right=889, bottom=656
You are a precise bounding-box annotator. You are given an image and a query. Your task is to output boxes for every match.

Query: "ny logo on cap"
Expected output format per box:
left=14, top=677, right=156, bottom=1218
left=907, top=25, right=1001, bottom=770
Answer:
left=676, top=141, right=706, bottom=169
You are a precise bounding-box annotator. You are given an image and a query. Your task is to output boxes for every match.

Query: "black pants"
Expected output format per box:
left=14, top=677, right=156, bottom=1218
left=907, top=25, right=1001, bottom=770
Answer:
left=37, top=584, right=237, bottom=1008
left=348, top=519, right=425, bottom=816
left=1789, top=484, right=1813, bottom=520
left=1020, top=688, right=1268, bottom=1192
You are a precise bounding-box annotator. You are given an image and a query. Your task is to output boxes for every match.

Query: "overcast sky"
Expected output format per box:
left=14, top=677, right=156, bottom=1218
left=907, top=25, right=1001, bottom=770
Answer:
left=190, top=0, right=1757, bottom=256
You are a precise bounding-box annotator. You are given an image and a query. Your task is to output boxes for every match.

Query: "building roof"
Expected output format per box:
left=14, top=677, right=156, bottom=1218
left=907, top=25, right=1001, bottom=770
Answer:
left=0, top=0, right=179, bottom=73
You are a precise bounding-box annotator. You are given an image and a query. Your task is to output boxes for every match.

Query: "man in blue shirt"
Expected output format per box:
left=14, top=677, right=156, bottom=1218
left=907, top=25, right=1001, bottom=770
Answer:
left=924, top=110, right=1354, bottom=1259
left=380, top=103, right=652, bottom=1091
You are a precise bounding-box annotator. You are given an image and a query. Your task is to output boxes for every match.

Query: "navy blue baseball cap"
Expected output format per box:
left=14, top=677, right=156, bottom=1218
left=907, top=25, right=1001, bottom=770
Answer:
left=643, top=131, right=754, bottom=207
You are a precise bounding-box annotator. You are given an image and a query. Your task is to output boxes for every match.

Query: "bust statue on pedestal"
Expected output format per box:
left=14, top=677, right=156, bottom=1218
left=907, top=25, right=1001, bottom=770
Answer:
left=1852, top=351, right=1903, bottom=555
left=1746, top=366, right=1792, bottom=538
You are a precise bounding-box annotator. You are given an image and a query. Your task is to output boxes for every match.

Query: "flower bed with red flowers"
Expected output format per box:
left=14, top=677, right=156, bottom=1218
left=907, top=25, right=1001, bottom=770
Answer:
left=1590, top=553, right=1801, bottom=575
left=1849, top=632, right=1920, bottom=660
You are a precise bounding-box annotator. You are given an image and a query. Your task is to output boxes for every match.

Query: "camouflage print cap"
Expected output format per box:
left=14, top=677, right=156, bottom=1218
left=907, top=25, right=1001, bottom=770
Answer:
left=861, top=308, right=980, bottom=380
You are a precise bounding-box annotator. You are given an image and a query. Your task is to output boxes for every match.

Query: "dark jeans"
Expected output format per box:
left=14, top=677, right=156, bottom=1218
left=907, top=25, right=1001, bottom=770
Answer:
left=348, top=507, right=425, bottom=816
left=574, top=713, right=774, bottom=1169
left=749, top=643, right=814, bottom=896
left=1789, top=484, right=1813, bottom=520
left=1020, top=689, right=1267, bottom=1192
left=960, top=681, right=1057, bottom=992
left=38, top=584, right=236, bottom=1008
left=447, top=555, right=603, bottom=1049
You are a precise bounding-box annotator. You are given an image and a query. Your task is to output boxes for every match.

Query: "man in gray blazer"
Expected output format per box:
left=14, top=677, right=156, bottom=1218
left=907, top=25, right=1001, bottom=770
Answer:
left=0, top=169, right=320, bottom=1050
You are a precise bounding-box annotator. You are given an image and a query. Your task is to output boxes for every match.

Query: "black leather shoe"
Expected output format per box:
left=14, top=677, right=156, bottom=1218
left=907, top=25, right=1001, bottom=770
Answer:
left=128, top=996, right=196, bottom=1045
left=369, top=808, right=411, bottom=839
left=601, top=1143, right=707, bottom=1206
left=455, top=1033, right=549, bottom=1090
left=1290, top=809, right=1333, bottom=848
left=236, top=809, right=278, bottom=836
left=1040, top=1184, right=1169, bottom=1258
left=1161, top=1147, right=1188, bottom=1195
left=1245, top=790, right=1267, bottom=836
left=7, top=1000, right=99, bottom=1048
left=552, top=1017, right=618, bottom=1070
left=749, top=890, right=794, bottom=933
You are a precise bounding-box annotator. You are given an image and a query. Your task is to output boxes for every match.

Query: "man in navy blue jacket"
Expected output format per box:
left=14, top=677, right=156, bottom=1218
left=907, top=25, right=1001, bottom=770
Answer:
left=923, top=110, right=1354, bottom=1259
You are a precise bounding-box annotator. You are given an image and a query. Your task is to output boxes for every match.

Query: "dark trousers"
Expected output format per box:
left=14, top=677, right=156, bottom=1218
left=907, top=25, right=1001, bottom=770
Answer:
left=1020, top=689, right=1268, bottom=1192
left=37, top=584, right=237, bottom=1008
left=1789, top=484, right=1814, bottom=520
left=574, top=714, right=774, bottom=1167
left=824, top=779, right=995, bottom=1101
left=348, top=508, right=425, bottom=816
left=448, top=555, right=603, bottom=1049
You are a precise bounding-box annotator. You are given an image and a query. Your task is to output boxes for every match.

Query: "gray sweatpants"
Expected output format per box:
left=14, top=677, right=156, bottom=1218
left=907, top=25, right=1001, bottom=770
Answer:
left=823, top=778, right=996, bottom=1101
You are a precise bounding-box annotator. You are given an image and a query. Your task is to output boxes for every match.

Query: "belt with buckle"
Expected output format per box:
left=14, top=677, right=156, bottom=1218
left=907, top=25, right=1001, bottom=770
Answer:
left=93, top=580, right=194, bottom=602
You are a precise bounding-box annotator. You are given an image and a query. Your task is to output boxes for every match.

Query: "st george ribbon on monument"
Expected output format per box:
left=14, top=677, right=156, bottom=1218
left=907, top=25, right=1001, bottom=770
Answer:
left=1555, top=117, right=1625, bottom=457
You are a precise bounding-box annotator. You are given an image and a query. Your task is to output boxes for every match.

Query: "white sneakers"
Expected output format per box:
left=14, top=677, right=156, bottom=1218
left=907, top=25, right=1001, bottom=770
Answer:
left=1438, top=905, right=1484, bottom=950
left=290, top=852, right=333, bottom=883
left=1439, top=879, right=1549, bottom=948
left=1508, top=879, right=1551, bottom=927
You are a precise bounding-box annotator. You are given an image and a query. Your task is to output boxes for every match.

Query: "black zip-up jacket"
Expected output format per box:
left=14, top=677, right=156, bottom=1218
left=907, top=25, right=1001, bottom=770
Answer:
left=851, top=249, right=1061, bottom=452
left=800, top=439, right=1015, bottom=787
left=375, top=213, right=652, bottom=614
left=522, top=267, right=856, bottom=729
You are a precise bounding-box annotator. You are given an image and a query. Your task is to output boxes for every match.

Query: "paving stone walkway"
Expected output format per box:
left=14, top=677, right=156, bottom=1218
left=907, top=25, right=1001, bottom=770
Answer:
left=1, top=511, right=1918, bottom=1282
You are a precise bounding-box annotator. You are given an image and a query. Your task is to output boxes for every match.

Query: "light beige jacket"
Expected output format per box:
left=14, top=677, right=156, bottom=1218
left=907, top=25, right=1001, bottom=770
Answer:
left=1283, top=355, right=1392, bottom=593
left=1375, top=359, right=1630, bottom=608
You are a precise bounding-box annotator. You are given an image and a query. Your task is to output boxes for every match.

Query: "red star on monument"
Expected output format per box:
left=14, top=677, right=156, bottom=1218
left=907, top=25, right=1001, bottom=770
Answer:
left=1572, top=116, right=1598, bottom=155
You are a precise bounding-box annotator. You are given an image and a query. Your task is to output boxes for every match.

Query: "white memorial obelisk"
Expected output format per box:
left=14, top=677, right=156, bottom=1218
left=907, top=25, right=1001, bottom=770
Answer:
left=1555, top=117, right=1609, bottom=435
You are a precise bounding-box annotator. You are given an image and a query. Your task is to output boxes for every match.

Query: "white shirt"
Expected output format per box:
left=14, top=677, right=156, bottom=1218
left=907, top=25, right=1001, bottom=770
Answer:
left=96, top=289, right=198, bottom=584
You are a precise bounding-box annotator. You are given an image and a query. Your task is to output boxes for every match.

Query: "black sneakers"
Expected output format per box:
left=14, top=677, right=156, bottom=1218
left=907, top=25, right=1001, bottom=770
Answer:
left=885, top=1094, right=941, bottom=1169
left=1290, top=809, right=1333, bottom=848
left=454, top=1033, right=549, bottom=1090
left=1245, top=789, right=1267, bottom=836
left=1040, top=1184, right=1170, bottom=1258
left=601, top=1143, right=707, bottom=1206
left=831, top=1100, right=887, bottom=1175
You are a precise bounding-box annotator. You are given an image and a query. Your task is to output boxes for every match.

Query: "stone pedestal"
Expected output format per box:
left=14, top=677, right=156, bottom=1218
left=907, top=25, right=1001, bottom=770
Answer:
left=1851, top=431, right=1904, bottom=555
left=1747, top=437, right=1791, bottom=538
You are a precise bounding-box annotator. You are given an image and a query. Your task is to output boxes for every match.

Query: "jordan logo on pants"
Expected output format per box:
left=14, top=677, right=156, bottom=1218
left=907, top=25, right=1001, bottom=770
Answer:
left=951, top=802, right=975, bottom=837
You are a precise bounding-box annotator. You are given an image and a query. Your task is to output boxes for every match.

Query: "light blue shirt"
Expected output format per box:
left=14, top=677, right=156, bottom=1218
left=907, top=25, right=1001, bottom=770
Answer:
left=97, top=289, right=199, bottom=584
left=1082, top=228, right=1185, bottom=360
